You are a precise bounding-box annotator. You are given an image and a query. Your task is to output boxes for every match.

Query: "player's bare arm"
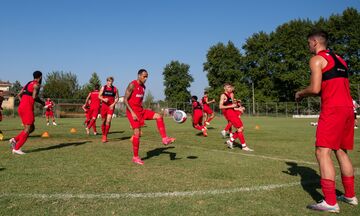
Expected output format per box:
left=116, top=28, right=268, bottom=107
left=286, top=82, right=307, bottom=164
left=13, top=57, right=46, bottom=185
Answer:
left=295, top=56, right=324, bottom=101
left=84, top=93, right=91, bottom=107
left=219, top=94, right=236, bottom=110
left=33, top=83, right=45, bottom=106
left=124, top=82, right=138, bottom=120
left=98, top=86, right=108, bottom=103
left=110, top=89, right=119, bottom=110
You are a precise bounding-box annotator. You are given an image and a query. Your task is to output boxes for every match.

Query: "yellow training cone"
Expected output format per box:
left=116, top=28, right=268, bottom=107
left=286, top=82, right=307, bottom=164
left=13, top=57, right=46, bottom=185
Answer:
left=70, top=128, right=77, bottom=134
left=255, top=125, right=260, bottom=130
left=41, top=131, right=50, bottom=138
left=0, top=130, right=4, bottom=141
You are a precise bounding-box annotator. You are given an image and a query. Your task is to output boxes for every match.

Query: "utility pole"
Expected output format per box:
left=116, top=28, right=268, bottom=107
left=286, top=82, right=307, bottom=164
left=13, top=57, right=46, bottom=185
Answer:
left=252, top=82, right=255, bottom=115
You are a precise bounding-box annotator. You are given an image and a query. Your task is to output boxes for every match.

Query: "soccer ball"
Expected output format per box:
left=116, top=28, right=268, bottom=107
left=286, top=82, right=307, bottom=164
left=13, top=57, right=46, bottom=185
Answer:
left=173, top=110, right=187, bottom=124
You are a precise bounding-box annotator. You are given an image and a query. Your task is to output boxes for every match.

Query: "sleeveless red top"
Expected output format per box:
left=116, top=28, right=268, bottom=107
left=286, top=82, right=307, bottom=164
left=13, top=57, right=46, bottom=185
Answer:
left=128, top=80, right=145, bottom=112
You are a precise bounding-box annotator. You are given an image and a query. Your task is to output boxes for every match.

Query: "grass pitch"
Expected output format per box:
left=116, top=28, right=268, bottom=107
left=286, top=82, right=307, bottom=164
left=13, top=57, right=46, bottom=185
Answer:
left=0, top=116, right=359, bottom=215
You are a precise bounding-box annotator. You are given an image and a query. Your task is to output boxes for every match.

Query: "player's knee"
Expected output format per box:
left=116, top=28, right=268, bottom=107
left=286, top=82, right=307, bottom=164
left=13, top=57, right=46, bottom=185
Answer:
left=237, top=127, right=243, bottom=132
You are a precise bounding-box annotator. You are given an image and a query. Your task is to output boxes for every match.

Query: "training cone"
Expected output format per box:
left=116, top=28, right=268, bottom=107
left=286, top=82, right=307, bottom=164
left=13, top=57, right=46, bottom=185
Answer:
left=0, top=130, right=3, bottom=141
left=70, top=128, right=77, bottom=134
left=41, top=131, right=50, bottom=138
left=255, top=125, right=260, bottom=130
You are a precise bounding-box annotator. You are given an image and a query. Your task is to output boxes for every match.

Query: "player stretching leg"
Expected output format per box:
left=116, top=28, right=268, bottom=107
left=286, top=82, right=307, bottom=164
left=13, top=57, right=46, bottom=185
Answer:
left=220, top=83, right=253, bottom=151
left=9, top=71, right=46, bottom=155
left=124, top=69, right=175, bottom=165
left=191, top=96, right=207, bottom=136
left=84, top=84, right=101, bottom=135
left=45, top=98, right=57, bottom=126
left=296, top=30, right=357, bottom=213
left=202, top=91, right=215, bottom=126
left=99, top=77, right=119, bottom=143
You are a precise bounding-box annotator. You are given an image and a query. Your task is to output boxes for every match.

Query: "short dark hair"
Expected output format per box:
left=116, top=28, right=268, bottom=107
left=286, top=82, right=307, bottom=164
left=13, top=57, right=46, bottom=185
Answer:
left=204, top=91, right=208, bottom=94
left=307, top=29, right=328, bottom=43
left=138, top=69, right=147, bottom=75
left=94, top=84, right=100, bottom=90
left=33, top=71, right=42, bottom=79
left=191, top=95, right=198, bottom=101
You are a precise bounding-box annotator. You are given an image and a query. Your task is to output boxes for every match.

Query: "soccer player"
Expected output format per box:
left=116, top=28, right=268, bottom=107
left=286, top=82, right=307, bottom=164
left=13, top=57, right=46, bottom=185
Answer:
left=84, top=84, right=101, bottom=135
left=201, top=91, right=215, bottom=126
left=191, top=95, right=207, bottom=136
left=219, top=83, right=253, bottom=151
left=124, top=69, right=175, bottom=165
left=9, top=71, right=45, bottom=155
left=45, top=98, right=57, bottom=126
left=295, top=30, right=357, bottom=212
left=99, top=77, right=119, bottom=143
left=82, top=101, right=91, bottom=126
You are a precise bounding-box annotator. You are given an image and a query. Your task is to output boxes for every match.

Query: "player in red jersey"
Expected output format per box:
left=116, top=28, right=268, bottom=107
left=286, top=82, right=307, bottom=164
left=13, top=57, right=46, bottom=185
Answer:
left=201, top=91, right=215, bottom=126
left=99, top=77, right=119, bottom=143
left=9, top=71, right=45, bottom=155
left=220, top=83, right=253, bottom=151
left=124, top=69, right=176, bottom=165
left=296, top=30, right=357, bottom=212
left=191, top=95, right=207, bottom=136
left=220, top=85, right=234, bottom=138
left=84, top=84, right=101, bottom=135
left=45, top=98, right=57, bottom=126
left=82, top=101, right=91, bottom=126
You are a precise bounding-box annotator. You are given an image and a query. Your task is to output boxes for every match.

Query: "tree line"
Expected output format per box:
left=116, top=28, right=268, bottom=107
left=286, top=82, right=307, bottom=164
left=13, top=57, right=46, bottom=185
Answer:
left=9, top=8, right=360, bottom=104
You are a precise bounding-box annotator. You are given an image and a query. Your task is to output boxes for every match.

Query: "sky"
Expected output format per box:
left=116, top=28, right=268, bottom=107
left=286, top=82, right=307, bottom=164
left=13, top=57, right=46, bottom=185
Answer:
left=0, top=0, right=359, bottom=100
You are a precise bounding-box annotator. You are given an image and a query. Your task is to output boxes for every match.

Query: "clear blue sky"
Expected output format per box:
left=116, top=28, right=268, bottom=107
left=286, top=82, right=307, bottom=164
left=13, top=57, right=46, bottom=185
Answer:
left=0, top=0, right=359, bottom=100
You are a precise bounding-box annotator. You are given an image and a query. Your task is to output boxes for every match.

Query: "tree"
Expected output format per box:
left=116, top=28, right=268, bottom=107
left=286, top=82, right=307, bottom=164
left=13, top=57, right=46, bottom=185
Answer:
left=163, top=61, right=194, bottom=103
left=203, top=41, right=248, bottom=100
left=42, top=71, right=81, bottom=99
left=78, top=72, right=102, bottom=99
left=9, top=80, right=23, bottom=95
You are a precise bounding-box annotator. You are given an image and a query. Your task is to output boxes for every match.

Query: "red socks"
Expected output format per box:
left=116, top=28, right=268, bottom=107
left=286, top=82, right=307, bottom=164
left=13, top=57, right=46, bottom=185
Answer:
left=156, top=118, right=167, bottom=138
left=342, top=176, right=355, bottom=198
left=321, top=178, right=337, bottom=205
left=194, top=125, right=203, bottom=131
left=238, top=132, right=246, bottom=144
left=224, top=122, right=232, bottom=131
left=132, top=136, right=140, bottom=157
left=15, top=131, right=29, bottom=150
left=105, top=125, right=110, bottom=136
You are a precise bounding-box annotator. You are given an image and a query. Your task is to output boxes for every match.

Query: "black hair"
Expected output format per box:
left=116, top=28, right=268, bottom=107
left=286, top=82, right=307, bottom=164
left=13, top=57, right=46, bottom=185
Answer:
left=191, top=95, right=198, bottom=101
left=94, top=84, right=100, bottom=90
left=138, top=69, right=147, bottom=75
left=307, top=29, right=328, bottom=43
left=204, top=91, right=208, bottom=94
left=33, top=71, right=42, bottom=79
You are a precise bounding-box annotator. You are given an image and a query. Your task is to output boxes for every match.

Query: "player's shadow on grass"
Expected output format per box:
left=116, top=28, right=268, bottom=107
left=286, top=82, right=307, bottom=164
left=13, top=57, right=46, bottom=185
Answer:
left=27, top=141, right=91, bottom=153
left=0, top=168, right=5, bottom=171
left=283, top=162, right=342, bottom=202
left=114, top=136, right=132, bottom=141
left=142, top=146, right=180, bottom=161
left=108, top=130, right=125, bottom=134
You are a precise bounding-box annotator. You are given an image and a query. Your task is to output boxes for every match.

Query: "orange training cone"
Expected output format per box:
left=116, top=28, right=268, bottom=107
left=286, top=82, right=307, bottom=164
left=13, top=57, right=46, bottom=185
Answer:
left=41, top=131, right=50, bottom=138
left=70, top=128, right=77, bottom=134
left=255, top=125, right=260, bottom=130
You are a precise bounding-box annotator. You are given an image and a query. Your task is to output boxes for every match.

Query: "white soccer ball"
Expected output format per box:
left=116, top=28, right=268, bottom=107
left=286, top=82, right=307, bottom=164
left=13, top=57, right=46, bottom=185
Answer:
left=173, top=110, right=187, bottom=124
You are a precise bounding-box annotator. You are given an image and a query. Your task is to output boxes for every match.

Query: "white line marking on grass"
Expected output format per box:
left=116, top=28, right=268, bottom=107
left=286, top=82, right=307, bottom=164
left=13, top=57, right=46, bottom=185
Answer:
left=187, top=145, right=320, bottom=166
left=0, top=181, right=311, bottom=199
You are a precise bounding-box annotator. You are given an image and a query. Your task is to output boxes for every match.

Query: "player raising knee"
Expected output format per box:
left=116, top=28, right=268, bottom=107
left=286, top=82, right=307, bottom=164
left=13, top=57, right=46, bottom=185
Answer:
left=201, top=91, right=215, bottom=126
left=219, top=83, right=253, bottom=151
left=191, top=96, right=207, bottom=137
left=99, top=77, right=119, bottom=143
left=124, top=69, right=175, bottom=165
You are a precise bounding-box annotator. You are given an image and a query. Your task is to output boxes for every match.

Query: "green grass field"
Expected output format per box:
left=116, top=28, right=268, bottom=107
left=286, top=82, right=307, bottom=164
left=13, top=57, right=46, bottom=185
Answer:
left=0, top=116, right=359, bottom=215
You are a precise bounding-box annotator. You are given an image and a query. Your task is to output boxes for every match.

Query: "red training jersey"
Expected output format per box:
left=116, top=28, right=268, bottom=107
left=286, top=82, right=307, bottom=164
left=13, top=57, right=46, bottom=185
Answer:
left=19, top=80, right=38, bottom=108
left=317, top=50, right=352, bottom=108
left=202, top=95, right=210, bottom=109
left=127, top=80, right=145, bottom=112
left=89, top=90, right=101, bottom=109
left=102, top=85, right=117, bottom=106
left=45, top=100, right=54, bottom=112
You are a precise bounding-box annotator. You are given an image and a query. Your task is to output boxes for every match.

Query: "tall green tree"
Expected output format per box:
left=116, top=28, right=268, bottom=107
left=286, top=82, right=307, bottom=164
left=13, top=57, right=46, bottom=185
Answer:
left=163, top=61, right=194, bottom=103
left=144, top=90, right=155, bottom=108
left=43, top=71, right=81, bottom=99
left=203, top=41, right=248, bottom=100
left=78, top=72, right=102, bottom=99
left=9, top=80, right=23, bottom=95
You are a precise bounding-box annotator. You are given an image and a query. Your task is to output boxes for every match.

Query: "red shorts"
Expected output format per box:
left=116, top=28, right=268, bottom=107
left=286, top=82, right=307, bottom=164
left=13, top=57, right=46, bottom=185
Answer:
left=126, top=109, right=155, bottom=129
left=192, top=110, right=203, bottom=126
left=316, top=107, right=354, bottom=150
left=45, top=111, right=54, bottom=117
left=226, top=109, right=243, bottom=128
left=203, top=105, right=213, bottom=115
left=88, top=107, right=100, bottom=119
left=101, top=104, right=114, bottom=118
left=18, top=105, right=35, bottom=125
